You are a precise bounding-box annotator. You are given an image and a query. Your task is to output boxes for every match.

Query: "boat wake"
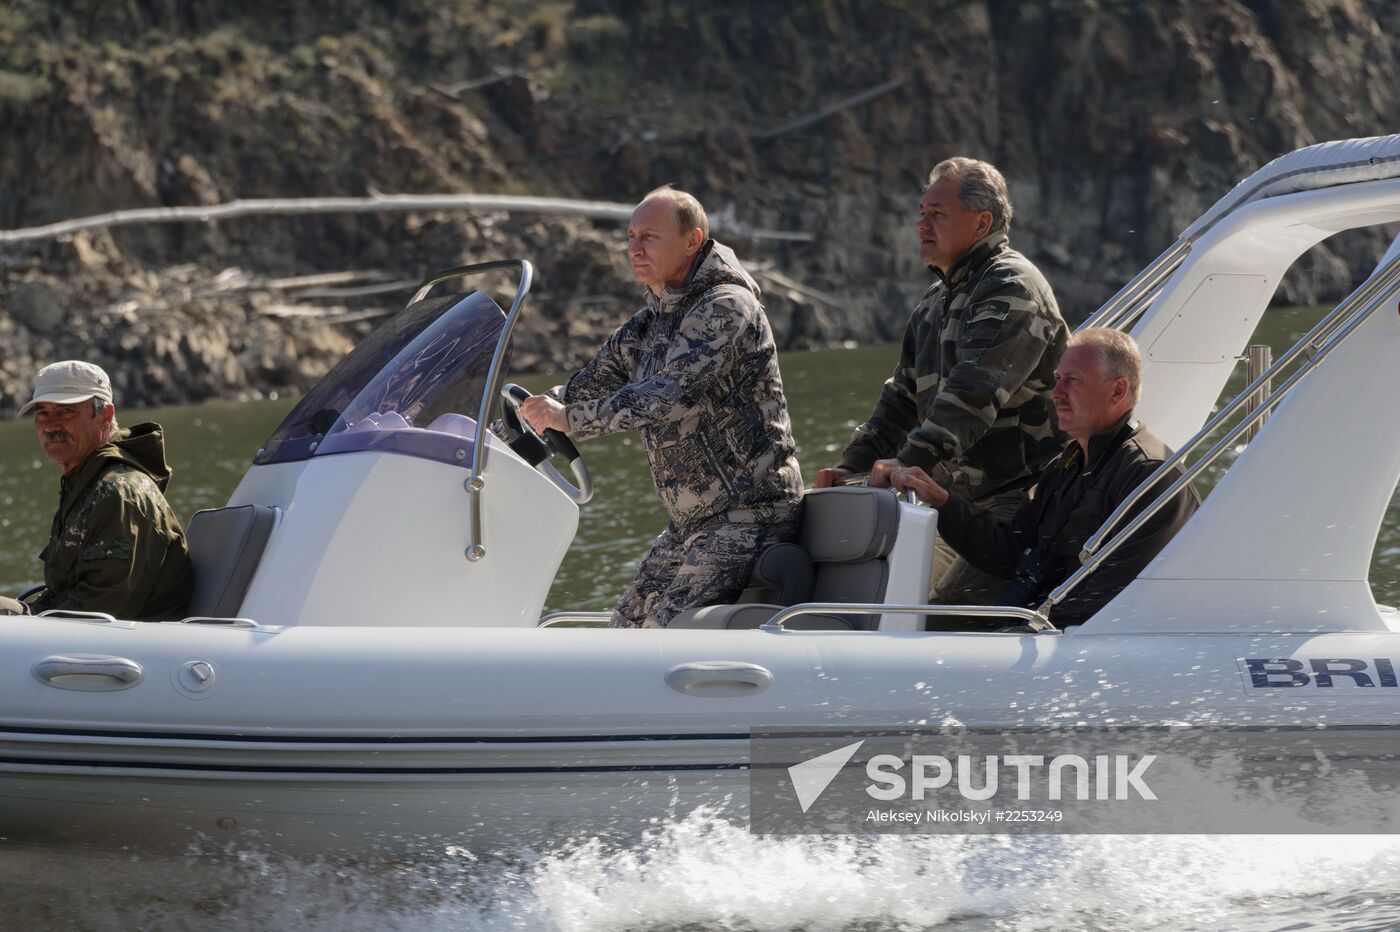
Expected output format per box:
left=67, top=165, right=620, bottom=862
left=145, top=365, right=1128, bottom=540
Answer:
left=4, top=808, right=1400, bottom=931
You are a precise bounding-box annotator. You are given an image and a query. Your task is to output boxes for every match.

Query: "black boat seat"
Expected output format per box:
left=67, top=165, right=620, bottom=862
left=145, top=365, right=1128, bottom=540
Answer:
left=184, top=504, right=277, bottom=618
left=670, top=487, right=900, bottom=630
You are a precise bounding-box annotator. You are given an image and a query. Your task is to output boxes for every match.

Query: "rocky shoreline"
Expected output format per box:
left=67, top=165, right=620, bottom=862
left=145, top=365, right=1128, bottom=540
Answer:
left=2, top=0, right=1397, bottom=414
left=0, top=215, right=866, bottom=414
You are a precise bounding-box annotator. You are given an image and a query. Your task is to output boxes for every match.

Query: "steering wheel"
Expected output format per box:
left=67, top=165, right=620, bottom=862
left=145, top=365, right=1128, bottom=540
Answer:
left=500, top=384, right=593, bottom=504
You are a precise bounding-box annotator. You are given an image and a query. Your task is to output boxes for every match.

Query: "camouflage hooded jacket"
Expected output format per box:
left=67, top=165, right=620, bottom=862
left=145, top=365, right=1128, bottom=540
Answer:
left=839, top=232, right=1068, bottom=501
left=31, top=423, right=194, bottom=621
left=561, top=240, right=803, bottom=529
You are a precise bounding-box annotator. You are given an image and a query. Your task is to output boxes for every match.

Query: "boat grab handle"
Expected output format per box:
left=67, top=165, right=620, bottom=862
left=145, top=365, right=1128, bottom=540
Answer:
left=33, top=654, right=144, bottom=691
left=760, top=603, right=1056, bottom=633
left=666, top=661, right=773, bottom=696
left=180, top=616, right=263, bottom=629
left=35, top=609, right=118, bottom=623
left=538, top=611, right=612, bottom=627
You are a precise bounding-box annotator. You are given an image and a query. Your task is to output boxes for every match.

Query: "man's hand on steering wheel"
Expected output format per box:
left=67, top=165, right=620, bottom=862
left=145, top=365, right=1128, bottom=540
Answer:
left=500, top=384, right=594, bottom=504
left=519, top=394, right=570, bottom=435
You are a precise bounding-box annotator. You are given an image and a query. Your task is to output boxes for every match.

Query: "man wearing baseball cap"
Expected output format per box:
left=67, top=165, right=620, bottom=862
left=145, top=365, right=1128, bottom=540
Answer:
left=0, top=360, right=194, bottom=619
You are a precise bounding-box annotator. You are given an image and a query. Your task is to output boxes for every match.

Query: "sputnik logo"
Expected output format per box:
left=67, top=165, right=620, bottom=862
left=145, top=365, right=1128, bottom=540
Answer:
left=787, top=740, right=865, bottom=813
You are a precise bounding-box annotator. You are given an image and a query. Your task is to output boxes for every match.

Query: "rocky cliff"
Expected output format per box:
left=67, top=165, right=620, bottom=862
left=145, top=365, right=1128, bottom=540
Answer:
left=0, top=0, right=1396, bottom=412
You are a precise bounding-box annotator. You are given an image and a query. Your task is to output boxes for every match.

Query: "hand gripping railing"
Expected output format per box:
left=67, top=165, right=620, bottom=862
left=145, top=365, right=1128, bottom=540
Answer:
left=1039, top=249, right=1400, bottom=617
left=758, top=603, right=1056, bottom=633
left=409, top=260, right=535, bottom=562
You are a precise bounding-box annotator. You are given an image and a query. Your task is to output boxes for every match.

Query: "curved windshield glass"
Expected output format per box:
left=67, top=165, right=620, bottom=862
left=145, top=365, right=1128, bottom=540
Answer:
left=257, top=290, right=508, bottom=468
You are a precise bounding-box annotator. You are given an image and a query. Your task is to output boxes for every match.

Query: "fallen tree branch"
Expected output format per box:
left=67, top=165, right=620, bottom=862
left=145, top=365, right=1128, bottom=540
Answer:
left=263, top=270, right=395, bottom=290
left=0, top=193, right=812, bottom=245
left=293, top=278, right=419, bottom=299
left=428, top=69, right=531, bottom=99
left=752, top=267, right=844, bottom=308
left=751, top=75, right=909, bottom=141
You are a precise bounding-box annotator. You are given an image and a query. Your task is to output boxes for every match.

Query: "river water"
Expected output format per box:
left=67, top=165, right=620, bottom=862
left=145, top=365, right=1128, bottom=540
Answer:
left=1, top=307, right=1399, bottom=930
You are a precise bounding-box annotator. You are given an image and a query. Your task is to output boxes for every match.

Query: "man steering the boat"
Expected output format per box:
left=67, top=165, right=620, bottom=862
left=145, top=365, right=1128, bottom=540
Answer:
left=519, top=187, right=803, bottom=628
left=0, top=361, right=194, bottom=620
left=889, top=329, right=1200, bottom=628
left=814, top=157, right=1068, bottom=610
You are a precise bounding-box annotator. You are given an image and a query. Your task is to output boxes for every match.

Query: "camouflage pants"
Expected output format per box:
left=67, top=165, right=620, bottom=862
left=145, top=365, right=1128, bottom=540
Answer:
left=612, top=510, right=800, bottom=629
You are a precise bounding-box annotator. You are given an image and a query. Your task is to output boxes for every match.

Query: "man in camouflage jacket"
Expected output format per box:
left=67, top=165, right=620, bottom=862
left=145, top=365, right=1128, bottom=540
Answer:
left=816, top=158, right=1068, bottom=607
left=0, top=361, right=194, bottom=620
left=521, top=189, right=803, bottom=627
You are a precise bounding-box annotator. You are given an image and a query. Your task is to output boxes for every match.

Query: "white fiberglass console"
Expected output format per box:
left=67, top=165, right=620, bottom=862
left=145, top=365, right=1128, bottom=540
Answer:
left=222, top=274, right=580, bottom=628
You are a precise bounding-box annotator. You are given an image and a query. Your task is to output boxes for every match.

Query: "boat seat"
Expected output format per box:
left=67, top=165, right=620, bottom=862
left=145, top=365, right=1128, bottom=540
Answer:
left=670, top=487, right=900, bottom=630
left=184, top=504, right=278, bottom=618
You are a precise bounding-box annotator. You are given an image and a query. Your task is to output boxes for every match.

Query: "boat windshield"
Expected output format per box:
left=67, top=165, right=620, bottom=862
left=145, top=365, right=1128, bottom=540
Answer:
left=256, top=290, right=509, bottom=468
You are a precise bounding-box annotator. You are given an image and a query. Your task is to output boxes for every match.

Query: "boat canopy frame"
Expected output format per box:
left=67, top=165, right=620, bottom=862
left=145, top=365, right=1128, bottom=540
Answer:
left=1044, top=136, right=1400, bottom=621
left=1084, top=135, right=1400, bottom=334
left=1045, top=246, right=1400, bottom=618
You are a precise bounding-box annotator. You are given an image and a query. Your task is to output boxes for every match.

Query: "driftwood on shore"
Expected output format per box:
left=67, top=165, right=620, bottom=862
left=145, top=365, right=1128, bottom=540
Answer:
left=0, top=194, right=814, bottom=246
left=750, top=75, right=909, bottom=141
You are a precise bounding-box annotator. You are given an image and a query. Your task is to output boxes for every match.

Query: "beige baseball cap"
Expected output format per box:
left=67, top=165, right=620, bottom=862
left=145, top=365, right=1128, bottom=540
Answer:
left=19, top=360, right=114, bottom=416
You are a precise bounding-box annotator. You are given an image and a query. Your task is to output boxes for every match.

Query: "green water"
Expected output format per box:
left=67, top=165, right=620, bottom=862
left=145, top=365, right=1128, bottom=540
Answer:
left=2, top=306, right=1397, bottom=610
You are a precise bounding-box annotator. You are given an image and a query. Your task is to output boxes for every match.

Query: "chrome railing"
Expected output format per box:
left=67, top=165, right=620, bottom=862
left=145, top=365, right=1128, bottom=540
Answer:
left=1079, top=238, right=1192, bottom=332
left=1041, top=250, right=1400, bottom=616
left=538, top=611, right=613, bottom=627
left=34, top=609, right=118, bottom=622
left=1243, top=344, right=1273, bottom=441
left=1082, top=145, right=1400, bottom=336
left=179, top=616, right=271, bottom=629
left=759, top=603, right=1055, bottom=633
left=409, top=260, right=535, bottom=562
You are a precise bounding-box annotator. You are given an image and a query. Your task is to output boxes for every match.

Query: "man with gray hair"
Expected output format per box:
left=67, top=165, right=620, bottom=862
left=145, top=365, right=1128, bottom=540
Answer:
left=0, top=360, right=194, bottom=619
left=816, top=156, right=1068, bottom=608
left=889, top=329, right=1200, bottom=628
left=520, top=187, right=803, bottom=627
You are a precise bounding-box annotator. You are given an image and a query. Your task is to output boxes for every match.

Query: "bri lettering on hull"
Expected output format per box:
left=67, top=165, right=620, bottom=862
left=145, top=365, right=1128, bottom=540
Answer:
left=1241, top=658, right=1400, bottom=689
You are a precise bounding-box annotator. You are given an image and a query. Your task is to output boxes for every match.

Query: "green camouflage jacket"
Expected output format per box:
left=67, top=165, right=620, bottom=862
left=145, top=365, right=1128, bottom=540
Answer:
left=561, top=240, right=803, bottom=529
left=31, top=423, right=194, bottom=621
left=839, top=232, right=1068, bottom=501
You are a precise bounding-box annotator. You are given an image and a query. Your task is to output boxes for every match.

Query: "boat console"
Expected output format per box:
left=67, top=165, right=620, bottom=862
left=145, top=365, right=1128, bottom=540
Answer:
left=207, top=273, right=582, bottom=628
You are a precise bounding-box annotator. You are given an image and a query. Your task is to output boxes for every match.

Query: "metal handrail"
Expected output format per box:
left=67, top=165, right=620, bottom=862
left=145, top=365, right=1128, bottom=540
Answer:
left=1040, top=251, right=1400, bottom=615
left=538, top=612, right=613, bottom=627
left=35, top=610, right=119, bottom=622
left=1081, top=249, right=1400, bottom=560
left=407, top=260, right=535, bottom=562
left=759, top=603, right=1056, bottom=633
left=1243, top=345, right=1273, bottom=440
left=179, top=616, right=267, bottom=629
left=1079, top=239, right=1192, bottom=332
left=1083, top=145, right=1400, bottom=335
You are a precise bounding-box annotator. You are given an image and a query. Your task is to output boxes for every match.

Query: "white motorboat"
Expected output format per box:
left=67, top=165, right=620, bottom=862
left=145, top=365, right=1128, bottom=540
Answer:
left=3, top=136, right=1400, bottom=853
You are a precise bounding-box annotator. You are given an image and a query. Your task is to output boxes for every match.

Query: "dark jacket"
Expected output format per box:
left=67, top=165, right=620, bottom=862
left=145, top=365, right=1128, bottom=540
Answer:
left=840, top=232, right=1067, bottom=501
left=561, top=240, right=803, bottom=529
left=31, top=423, right=194, bottom=621
left=936, top=414, right=1200, bottom=627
